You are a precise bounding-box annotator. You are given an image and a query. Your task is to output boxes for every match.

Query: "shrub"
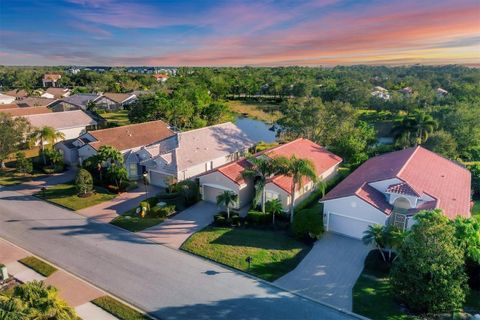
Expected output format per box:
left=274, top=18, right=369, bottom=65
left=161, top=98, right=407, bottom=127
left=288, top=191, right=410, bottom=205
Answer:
left=150, top=204, right=176, bottom=218
left=246, top=210, right=271, bottom=226
left=171, top=180, right=200, bottom=205
left=157, top=192, right=181, bottom=200
left=75, top=169, right=93, bottom=196
left=15, top=151, right=33, bottom=175
left=291, top=208, right=324, bottom=240
left=213, top=211, right=241, bottom=227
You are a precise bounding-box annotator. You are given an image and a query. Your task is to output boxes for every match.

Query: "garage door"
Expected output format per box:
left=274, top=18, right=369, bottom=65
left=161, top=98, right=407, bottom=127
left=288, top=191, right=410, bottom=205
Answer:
left=203, top=185, right=228, bottom=204
left=327, top=213, right=376, bottom=239
left=149, top=171, right=170, bottom=187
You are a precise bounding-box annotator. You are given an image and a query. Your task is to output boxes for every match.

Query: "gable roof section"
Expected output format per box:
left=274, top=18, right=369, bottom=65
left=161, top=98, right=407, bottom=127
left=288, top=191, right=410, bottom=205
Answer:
left=102, top=92, right=135, bottom=104
left=15, top=97, right=57, bottom=108
left=217, top=159, right=252, bottom=185
left=3, top=106, right=52, bottom=116
left=322, top=146, right=471, bottom=219
left=45, top=87, right=70, bottom=99
left=3, top=90, right=28, bottom=98
left=266, top=138, right=343, bottom=193
left=63, top=94, right=101, bottom=108
left=385, top=182, right=420, bottom=197
left=175, top=122, right=254, bottom=171
left=24, top=110, right=96, bottom=130
left=87, top=120, right=175, bottom=151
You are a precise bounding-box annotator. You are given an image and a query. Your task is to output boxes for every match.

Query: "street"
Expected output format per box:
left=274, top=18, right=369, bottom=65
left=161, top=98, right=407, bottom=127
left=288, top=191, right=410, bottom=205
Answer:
left=0, top=188, right=361, bottom=320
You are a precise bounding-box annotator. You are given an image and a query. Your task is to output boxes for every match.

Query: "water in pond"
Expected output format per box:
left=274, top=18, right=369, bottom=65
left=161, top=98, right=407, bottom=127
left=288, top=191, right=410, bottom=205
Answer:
left=235, top=117, right=277, bottom=143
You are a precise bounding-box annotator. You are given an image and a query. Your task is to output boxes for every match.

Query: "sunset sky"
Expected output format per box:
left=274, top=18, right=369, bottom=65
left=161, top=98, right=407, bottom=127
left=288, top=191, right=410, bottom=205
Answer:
left=0, top=0, right=479, bottom=66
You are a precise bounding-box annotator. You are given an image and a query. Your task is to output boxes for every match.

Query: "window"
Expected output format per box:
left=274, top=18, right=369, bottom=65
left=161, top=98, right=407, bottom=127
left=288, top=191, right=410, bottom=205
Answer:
left=265, top=191, right=279, bottom=202
left=129, top=163, right=137, bottom=177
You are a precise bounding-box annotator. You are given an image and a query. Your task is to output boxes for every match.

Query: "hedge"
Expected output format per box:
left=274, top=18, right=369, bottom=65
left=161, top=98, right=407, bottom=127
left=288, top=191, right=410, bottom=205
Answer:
left=292, top=208, right=324, bottom=240
left=246, top=210, right=272, bottom=226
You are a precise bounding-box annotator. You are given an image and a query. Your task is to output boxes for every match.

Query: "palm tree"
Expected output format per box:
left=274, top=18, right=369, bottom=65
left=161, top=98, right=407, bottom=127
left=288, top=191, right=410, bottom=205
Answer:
left=265, top=198, right=283, bottom=225
left=392, top=111, right=438, bottom=147
left=362, top=224, right=387, bottom=261
left=98, top=145, right=123, bottom=165
left=241, top=156, right=278, bottom=213
left=216, top=190, right=238, bottom=219
left=29, top=126, right=65, bottom=165
left=0, top=296, right=27, bottom=320
left=383, top=225, right=406, bottom=261
left=276, top=155, right=317, bottom=223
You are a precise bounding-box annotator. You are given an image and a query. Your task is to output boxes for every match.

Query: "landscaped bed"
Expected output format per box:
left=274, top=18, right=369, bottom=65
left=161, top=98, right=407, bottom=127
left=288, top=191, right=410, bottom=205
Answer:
left=92, top=296, right=150, bottom=320
left=35, top=182, right=117, bottom=211
left=110, top=214, right=165, bottom=232
left=181, top=226, right=311, bottom=281
left=19, top=256, right=57, bottom=277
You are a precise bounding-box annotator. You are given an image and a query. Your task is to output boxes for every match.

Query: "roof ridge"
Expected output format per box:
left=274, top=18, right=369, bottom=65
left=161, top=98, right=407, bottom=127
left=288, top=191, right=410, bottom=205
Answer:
left=178, top=121, right=235, bottom=135
left=396, top=146, right=420, bottom=177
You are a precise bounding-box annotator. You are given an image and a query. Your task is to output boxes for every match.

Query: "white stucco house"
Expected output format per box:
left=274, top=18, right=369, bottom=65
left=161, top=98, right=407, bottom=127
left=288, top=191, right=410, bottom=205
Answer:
left=199, top=138, right=343, bottom=210
left=142, top=122, right=255, bottom=187
left=321, top=146, right=472, bottom=239
left=56, top=120, right=176, bottom=179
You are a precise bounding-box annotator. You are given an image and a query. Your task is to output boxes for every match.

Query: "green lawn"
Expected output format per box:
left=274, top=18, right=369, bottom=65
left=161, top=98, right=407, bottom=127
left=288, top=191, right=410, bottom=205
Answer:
left=0, top=169, right=45, bottom=186
left=19, top=256, right=57, bottom=277
left=92, top=296, right=149, bottom=320
left=36, top=183, right=117, bottom=211
left=99, top=110, right=131, bottom=126
left=181, top=226, right=311, bottom=281
left=110, top=214, right=164, bottom=232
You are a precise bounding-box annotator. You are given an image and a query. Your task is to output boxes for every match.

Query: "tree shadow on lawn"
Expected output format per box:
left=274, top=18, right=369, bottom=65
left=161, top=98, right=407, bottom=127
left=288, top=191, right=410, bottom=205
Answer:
left=248, top=252, right=311, bottom=282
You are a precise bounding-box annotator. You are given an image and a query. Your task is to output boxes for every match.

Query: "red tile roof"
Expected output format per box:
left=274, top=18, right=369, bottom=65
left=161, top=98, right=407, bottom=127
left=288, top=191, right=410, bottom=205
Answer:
left=43, top=73, right=62, bottom=81
left=322, top=146, right=471, bottom=219
left=385, top=182, right=420, bottom=197
left=1, top=106, right=52, bottom=116
left=217, top=159, right=251, bottom=185
left=87, top=120, right=175, bottom=151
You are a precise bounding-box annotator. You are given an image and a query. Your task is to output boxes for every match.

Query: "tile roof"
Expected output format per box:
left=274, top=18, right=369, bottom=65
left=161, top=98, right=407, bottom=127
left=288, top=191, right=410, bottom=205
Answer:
left=24, top=110, right=96, bottom=130
left=217, top=159, right=252, bottom=185
left=45, top=87, right=70, bottom=99
left=15, top=97, right=57, bottom=108
left=102, top=92, right=135, bottom=104
left=175, top=122, right=254, bottom=171
left=0, top=103, right=19, bottom=110
left=87, top=120, right=175, bottom=151
left=43, top=73, right=62, bottom=81
left=385, top=182, right=420, bottom=197
left=63, top=94, right=101, bottom=108
left=322, top=146, right=471, bottom=219
left=2, top=106, right=52, bottom=116
left=265, top=138, right=343, bottom=193
left=3, top=89, right=28, bottom=98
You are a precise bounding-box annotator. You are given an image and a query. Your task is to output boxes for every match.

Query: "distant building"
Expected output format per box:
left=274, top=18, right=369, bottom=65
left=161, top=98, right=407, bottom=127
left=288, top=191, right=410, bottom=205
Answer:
left=436, top=87, right=448, bottom=98
left=371, top=86, right=390, bottom=100
left=0, top=93, right=16, bottom=104
left=41, top=87, right=71, bottom=99
left=15, top=97, right=58, bottom=108
left=2, top=89, right=28, bottom=100
left=94, top=92, right=137, bottom=110
left=153, top=74, right=169, bottom=83
left=399, top=87, right=413, bottom=96
left=42, top=73, right=62, bottom=87
left=53, top=93, right=101, bottom=111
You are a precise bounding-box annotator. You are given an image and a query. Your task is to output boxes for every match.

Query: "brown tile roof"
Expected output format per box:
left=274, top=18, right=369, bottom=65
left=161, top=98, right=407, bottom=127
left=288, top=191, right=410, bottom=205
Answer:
left=102, top=92, right=135, bottom=104
left=88, top=120, right=175, bottom=151
left=43, top=73, right=62, bottom=81
left=385, top=182, right=420, bottom=197
left=3, top=89, right=28, bottom=98
left=322, top=146, right=471, bottom=219
left=153, top=74, right=169, bottom=79
left=15, top=97, right=58, bottom=108
left=0, top=103, right=19, bottom=110
left=45, top=87, right=70, bottom=99
left=24, top=110, right=96, bottom=130
left=1, top=106, right=52, bottom=116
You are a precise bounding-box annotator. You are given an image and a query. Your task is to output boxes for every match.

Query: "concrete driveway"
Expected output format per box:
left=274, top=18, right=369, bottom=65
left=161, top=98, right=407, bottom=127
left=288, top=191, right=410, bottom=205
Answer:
left=275, top=232, right=371, bottom=311
left=138, top=201, right=220, bottom=249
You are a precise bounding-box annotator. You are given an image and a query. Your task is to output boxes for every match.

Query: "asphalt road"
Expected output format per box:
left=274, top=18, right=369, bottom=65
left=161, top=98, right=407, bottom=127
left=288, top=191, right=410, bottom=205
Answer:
left=0, top=188, right=362, bottom=320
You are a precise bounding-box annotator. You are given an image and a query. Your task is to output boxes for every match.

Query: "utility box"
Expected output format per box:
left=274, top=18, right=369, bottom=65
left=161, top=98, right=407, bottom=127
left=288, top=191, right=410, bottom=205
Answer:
left=0, top=265, right=8, bottom=281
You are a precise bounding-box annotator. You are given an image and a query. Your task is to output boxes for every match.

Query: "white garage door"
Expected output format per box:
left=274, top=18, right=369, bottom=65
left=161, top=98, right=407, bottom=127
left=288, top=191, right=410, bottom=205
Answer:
left=203, top=185, right=228, bottom=204
left=327, top=212, right=376, bottom=239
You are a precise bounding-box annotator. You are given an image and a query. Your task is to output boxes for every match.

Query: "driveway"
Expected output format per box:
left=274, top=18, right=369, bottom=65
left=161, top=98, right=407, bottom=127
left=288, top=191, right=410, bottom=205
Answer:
left=275, top=232, right=371, bottom=311
left=138, top=201, right=219, bottom=249
left=0, top=189, right=361, bottom=320
left=6, top=168, right=78, bottom=195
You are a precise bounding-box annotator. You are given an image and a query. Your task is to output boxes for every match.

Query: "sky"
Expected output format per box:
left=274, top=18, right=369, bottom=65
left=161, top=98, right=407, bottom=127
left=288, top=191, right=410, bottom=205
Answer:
left=0, top=0, right=479, bottom=66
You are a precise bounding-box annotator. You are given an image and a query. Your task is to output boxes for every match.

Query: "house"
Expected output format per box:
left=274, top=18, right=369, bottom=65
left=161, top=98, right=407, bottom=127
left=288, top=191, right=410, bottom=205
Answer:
left=321, top=146, right=472, bottom=239
left=436, top=87, right=448, bottom=98
left=57, top=120, right=176, bottom=179
left=153, top=74, right=169, bottom=83
left=143, top=122, right=255, bottom=187
left=15, top=97, right=58, bottom=108
left=399, top=87, right=413, bottom=96
left=0, top=103, right=18, bottom=110
left=2, top=89, right=28, bottom=100
left=371, top=86, right=390, bottom=100
left=42, top=73, right=62, bottom=87
left=1, top=106, right=52, bottom=116
left=0, top=93, right=16, bottom=104
left=53, top=93, right=101, bottom=111
left=41, top=88, right=71, bottom=99
left=23, top=110, right=97, bottom=148
left=199, top=138, right=343, bottom=210
left=94, top=92, right=137, bottom=110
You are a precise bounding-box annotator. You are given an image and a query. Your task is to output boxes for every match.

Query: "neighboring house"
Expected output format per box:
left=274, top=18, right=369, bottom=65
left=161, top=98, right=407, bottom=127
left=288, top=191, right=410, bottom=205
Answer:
left=199, top=138, right=343, bottom=210
left=24, top=110, right=97, bottom=142
left=399, top=87, right=413, bottom=96
left=41, top=87, right=71, bottom=99
left=153, top=74, right=169, bottom=83
left=57, top=120, right=175, bottom=179
left=15, top=97, right=58, bottom=108
left=144, top=122, right=254, bottom=187
left=42, top=73, right=62, bottom=87
left=94, top=92, right=137, bottom=110
left=1, top=106, right=52, bottom=116
left=0, top=93, right=16, bottom=104
left=436, top=87, right=448, bottom=98
left=321, top=146, right=471, bottom=239
left=371, top=86, right=390, bottom=100
left=53, top=93, right=101, bottom=111
left=3, top=89, right=28, bottom=100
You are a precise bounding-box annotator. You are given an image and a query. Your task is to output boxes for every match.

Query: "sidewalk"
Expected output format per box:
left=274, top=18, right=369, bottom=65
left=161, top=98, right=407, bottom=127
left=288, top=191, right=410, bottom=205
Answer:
left=77, top=185, right=163, bottom=223
left=0, top=238, right=115, bottom=320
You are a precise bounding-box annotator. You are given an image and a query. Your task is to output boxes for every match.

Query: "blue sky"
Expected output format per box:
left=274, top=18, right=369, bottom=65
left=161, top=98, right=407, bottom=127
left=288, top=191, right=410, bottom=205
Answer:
left=0, top=0, right=479, bottom=66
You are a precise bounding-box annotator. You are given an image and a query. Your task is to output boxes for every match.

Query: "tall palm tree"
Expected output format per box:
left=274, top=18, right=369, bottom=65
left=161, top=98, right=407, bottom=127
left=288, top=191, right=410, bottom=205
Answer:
left=30, top=126, right=65, bottom=165
left=97, top=145, right=124, bottom=165
left=383, top=225, right=406, bottom=261
left=216, top=190, right=238, bottom=219
left=265, top=198, right=283, bottom=225
left=241, top=156, right=279, bottom=213
left=362, top=224, right=387, bottom=261
left=392, top=111, right=438, bottom=147
left=276, top=155, right=318, bottom=223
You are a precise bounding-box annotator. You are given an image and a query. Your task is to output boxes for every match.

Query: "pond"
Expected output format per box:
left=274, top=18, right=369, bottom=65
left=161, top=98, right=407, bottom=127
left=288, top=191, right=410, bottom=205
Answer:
left=235, top=116, right=277, bottom=143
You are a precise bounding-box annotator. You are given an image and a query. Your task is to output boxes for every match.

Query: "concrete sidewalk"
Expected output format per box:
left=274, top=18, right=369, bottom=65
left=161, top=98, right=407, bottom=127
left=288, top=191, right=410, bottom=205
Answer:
left=0, top=238, right=116, bottom=320
left=77, top=185, right=163, bottom=222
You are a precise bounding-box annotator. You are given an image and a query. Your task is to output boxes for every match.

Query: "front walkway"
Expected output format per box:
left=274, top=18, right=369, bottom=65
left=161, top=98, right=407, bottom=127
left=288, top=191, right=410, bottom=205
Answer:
left=274, top=232, right=371, bottom=311
left=137, top=201, right=220, bottom=249
left=77, top=185, right=163, bottom=222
